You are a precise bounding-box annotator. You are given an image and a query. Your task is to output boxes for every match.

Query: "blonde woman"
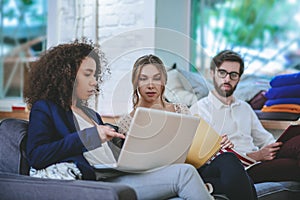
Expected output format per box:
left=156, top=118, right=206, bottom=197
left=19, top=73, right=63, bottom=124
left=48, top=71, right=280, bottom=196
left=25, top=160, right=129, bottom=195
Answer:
left=117, top=54, right=257, bottom=200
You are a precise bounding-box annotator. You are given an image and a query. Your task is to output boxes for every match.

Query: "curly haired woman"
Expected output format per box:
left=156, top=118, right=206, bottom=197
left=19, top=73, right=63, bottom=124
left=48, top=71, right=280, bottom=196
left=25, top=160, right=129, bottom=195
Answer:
left=24, top=39, right=213, bottom=200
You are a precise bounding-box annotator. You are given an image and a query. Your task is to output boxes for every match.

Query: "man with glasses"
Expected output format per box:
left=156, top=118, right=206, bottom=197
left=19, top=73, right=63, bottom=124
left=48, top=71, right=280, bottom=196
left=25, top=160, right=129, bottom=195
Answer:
left=190, top=50, right=300, bottom=183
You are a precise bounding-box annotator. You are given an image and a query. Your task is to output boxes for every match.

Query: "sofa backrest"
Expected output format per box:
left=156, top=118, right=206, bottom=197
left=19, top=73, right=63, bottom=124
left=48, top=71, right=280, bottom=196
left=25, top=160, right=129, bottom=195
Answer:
left=0, top=118, right=29, bottom=175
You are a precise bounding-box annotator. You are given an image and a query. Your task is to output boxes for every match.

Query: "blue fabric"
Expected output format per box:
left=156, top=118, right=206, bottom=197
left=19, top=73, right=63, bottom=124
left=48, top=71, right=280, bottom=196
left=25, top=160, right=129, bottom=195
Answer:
left=270, top=72, right=300, bottom=88
left=255, top=181, right=300, bottom=200
left=0, top=119, right=29, bottom=174
left=265, top=98, right=300, bottom=106
left=265, top=84, right=300, bottom=99
left=0, top=172, right=137, bottom=200
left=26, top=100, right=103, bottom=180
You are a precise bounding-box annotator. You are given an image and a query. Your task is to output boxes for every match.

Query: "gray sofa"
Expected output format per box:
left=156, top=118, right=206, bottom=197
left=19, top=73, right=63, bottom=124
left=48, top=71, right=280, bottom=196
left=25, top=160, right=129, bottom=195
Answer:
left=0, top=118, right=137, bottom=200
left=0, top=118, right=299, bottom=200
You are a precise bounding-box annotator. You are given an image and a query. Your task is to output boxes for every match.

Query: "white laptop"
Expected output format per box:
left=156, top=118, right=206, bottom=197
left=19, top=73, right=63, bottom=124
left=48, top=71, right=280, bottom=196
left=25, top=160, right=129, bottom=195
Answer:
left=93, top=107, right=200, bottom=172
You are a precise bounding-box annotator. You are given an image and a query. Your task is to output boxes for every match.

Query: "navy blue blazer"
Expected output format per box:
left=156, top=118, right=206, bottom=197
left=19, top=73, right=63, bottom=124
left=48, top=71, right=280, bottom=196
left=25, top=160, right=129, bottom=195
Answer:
left=26, top=100, right=104, bottom=180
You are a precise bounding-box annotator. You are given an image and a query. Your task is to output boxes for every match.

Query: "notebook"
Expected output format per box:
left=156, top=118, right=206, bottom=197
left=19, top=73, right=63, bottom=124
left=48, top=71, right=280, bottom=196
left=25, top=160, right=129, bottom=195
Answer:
left=185, top=117, right=222, bottom=168
left=186, top=118, right=300, bottom=169
left=276, top=124, right=300, bottom=143
left=93, top=107, right=200, bottom=172
left=185, top=117, right=257, bottom=169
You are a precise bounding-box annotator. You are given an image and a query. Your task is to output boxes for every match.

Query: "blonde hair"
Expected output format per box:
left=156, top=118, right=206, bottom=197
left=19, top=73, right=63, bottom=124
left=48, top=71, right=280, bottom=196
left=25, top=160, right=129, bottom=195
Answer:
left=131, top=54, right=168, bottom=109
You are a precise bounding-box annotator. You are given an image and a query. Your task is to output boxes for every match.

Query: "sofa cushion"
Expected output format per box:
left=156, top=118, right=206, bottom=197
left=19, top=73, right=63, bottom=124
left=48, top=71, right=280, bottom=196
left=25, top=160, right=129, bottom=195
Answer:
left=234, top=74, right=271, bottom=102
left=165, top=67, right=211, bottom=107
left=177, top=68, right=211, bottom=100
left=212, top=182, right=300, bottom=200
left=165, top=68, right=198, bottom=107
left=255, top=110, right=300, bottom=121
left=0, top=118, right=29, bottom=175
left=0, top=172, right=137, bottom=200
left=255, top=181, right=300, bottom=200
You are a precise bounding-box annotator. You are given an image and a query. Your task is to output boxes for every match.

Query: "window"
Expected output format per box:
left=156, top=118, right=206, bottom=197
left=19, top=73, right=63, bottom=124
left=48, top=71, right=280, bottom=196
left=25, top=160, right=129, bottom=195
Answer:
left=191, top=0, right=300, bottom=77
left=0, top=0, right=47, bottom=98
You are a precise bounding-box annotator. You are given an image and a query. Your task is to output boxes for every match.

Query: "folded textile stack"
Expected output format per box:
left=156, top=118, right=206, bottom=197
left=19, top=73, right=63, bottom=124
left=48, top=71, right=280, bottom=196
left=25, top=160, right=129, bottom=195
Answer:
left=262, top=72, right=300, bottom=114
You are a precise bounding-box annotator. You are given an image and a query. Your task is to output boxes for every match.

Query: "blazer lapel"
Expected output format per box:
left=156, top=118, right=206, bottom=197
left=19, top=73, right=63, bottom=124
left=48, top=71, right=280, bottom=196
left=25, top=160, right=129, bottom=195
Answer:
left=65, top=109, right=78, bottom=132
left=79, top=105, right=103, bottom=125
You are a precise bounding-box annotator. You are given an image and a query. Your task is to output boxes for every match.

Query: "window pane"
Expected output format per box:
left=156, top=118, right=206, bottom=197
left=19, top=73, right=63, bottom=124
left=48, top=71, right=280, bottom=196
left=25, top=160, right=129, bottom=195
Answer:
left=191, top=0, right=300, bottom=76
left=0, top=0, right=47, bottom=98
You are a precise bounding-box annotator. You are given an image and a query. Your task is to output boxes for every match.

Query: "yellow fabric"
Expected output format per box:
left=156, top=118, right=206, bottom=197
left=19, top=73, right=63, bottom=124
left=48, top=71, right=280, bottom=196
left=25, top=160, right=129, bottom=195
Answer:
left=261, top=104, right=300, bottom=114
left=185, top=117, right=222, bottom=168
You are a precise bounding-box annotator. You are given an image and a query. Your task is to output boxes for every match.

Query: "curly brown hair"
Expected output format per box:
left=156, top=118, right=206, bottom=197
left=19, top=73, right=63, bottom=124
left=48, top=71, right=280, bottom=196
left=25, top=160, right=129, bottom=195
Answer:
left=24, top=38, right=109, bottom=110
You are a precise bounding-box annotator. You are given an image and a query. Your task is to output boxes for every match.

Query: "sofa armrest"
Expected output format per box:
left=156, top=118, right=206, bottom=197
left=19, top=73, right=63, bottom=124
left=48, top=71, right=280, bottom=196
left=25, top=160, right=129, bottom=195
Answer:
left=0, top=172, right=137, bottom=200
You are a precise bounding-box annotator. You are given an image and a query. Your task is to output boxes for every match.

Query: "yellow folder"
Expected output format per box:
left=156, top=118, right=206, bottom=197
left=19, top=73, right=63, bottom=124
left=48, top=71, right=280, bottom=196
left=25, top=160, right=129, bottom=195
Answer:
left=185, top=117, right=222, bottom=168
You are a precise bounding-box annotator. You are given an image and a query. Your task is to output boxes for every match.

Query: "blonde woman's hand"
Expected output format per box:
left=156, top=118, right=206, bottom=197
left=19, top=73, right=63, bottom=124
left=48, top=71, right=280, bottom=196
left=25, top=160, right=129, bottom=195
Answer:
left=220, top=134, right=234, bottom=149
left=96, top=125, right=125, bottom=143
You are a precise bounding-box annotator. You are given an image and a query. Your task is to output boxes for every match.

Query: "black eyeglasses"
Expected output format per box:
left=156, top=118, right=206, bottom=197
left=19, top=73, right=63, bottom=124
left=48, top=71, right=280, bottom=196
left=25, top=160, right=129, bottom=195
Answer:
left=216, top=69, right=240, bottom=80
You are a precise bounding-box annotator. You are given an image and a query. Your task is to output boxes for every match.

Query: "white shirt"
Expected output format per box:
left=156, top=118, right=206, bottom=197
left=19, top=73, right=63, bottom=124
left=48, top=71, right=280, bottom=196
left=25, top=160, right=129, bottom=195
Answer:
left=190, top=91, right=275, bottom=155
left=73, top=112, right=117, bottom=166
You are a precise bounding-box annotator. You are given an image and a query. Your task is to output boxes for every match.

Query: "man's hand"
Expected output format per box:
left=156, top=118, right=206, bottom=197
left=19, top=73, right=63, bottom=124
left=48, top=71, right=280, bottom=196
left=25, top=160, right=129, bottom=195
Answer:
left=220, top=134, right=234, bottom=149
left=96, top=125, right=125, bottom=143
left=247, top=142, right=282, bottom=161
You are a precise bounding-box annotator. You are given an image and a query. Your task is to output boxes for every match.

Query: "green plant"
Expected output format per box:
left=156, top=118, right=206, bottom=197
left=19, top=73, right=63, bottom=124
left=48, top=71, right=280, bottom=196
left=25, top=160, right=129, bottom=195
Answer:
left=201, top=0, right=298, bottom=48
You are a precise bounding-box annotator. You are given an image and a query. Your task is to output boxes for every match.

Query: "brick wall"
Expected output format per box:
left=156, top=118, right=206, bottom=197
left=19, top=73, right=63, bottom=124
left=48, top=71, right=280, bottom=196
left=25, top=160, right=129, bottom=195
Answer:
left=48, top=0, right=156, bottom=116
left=98, top=0, right=156, bottom=116
left=47, top=0, right=191, bottom=116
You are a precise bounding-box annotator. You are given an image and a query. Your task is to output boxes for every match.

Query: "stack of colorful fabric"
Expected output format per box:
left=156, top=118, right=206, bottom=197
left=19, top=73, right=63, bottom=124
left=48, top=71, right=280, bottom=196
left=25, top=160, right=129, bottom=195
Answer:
left=262, top=72, right=300, bottom=114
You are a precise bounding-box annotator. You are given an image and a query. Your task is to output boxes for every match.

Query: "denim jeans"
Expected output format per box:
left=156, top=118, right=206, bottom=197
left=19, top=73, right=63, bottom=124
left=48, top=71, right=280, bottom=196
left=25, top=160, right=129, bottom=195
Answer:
left=105, top=163, right=213, bottom=200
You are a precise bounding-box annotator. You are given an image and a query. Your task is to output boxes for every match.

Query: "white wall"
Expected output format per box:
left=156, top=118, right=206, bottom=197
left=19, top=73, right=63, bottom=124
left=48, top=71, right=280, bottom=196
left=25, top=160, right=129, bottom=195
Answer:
left=97, top=0, right=157, bottom=116
left=47, top=0, right=98, bottom=48
left=155, top=0, right=191, bottom=70
left=47, top=0, right=191, bottom=116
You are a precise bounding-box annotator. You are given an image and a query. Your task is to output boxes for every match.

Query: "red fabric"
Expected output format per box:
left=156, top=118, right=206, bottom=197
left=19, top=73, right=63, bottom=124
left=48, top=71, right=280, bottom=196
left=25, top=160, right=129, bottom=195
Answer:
left=210, top=148, right=256, bottom=168
left=248, top=90, right=267, bottom=110
left=277, top=135, right=300, bottom=160
left=247, top=135, right=300, bottom=183
left=247, top=158, right=300, bottom=183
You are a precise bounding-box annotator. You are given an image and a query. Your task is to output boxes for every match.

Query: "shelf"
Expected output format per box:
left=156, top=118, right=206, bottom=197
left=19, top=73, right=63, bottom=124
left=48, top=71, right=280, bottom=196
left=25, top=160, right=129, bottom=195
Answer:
left=0, top=111, right=29, bottom=120
left=0, top=110, right=120, bottom=125
left=260, top=119, right=300, bottom=130
left=2, top=109, right=299, bottom=130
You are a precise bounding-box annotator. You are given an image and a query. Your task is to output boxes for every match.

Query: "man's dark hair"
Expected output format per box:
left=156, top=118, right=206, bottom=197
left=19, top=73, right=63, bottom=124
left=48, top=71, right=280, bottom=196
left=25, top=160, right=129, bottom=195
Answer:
left=210, top=50, right=244, bottom=75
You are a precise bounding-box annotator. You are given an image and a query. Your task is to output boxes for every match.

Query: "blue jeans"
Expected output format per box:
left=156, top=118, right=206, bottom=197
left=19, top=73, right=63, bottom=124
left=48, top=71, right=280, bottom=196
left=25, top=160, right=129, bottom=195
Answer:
left=105, top=163, right=213, bottom=200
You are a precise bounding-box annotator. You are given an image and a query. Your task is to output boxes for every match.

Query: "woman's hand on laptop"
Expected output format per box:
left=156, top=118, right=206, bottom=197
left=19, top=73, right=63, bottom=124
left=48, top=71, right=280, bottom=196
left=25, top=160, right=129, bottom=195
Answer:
left=96, top=125, right=125, bottom=143
left=220, top=134, right=234, bottom=149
